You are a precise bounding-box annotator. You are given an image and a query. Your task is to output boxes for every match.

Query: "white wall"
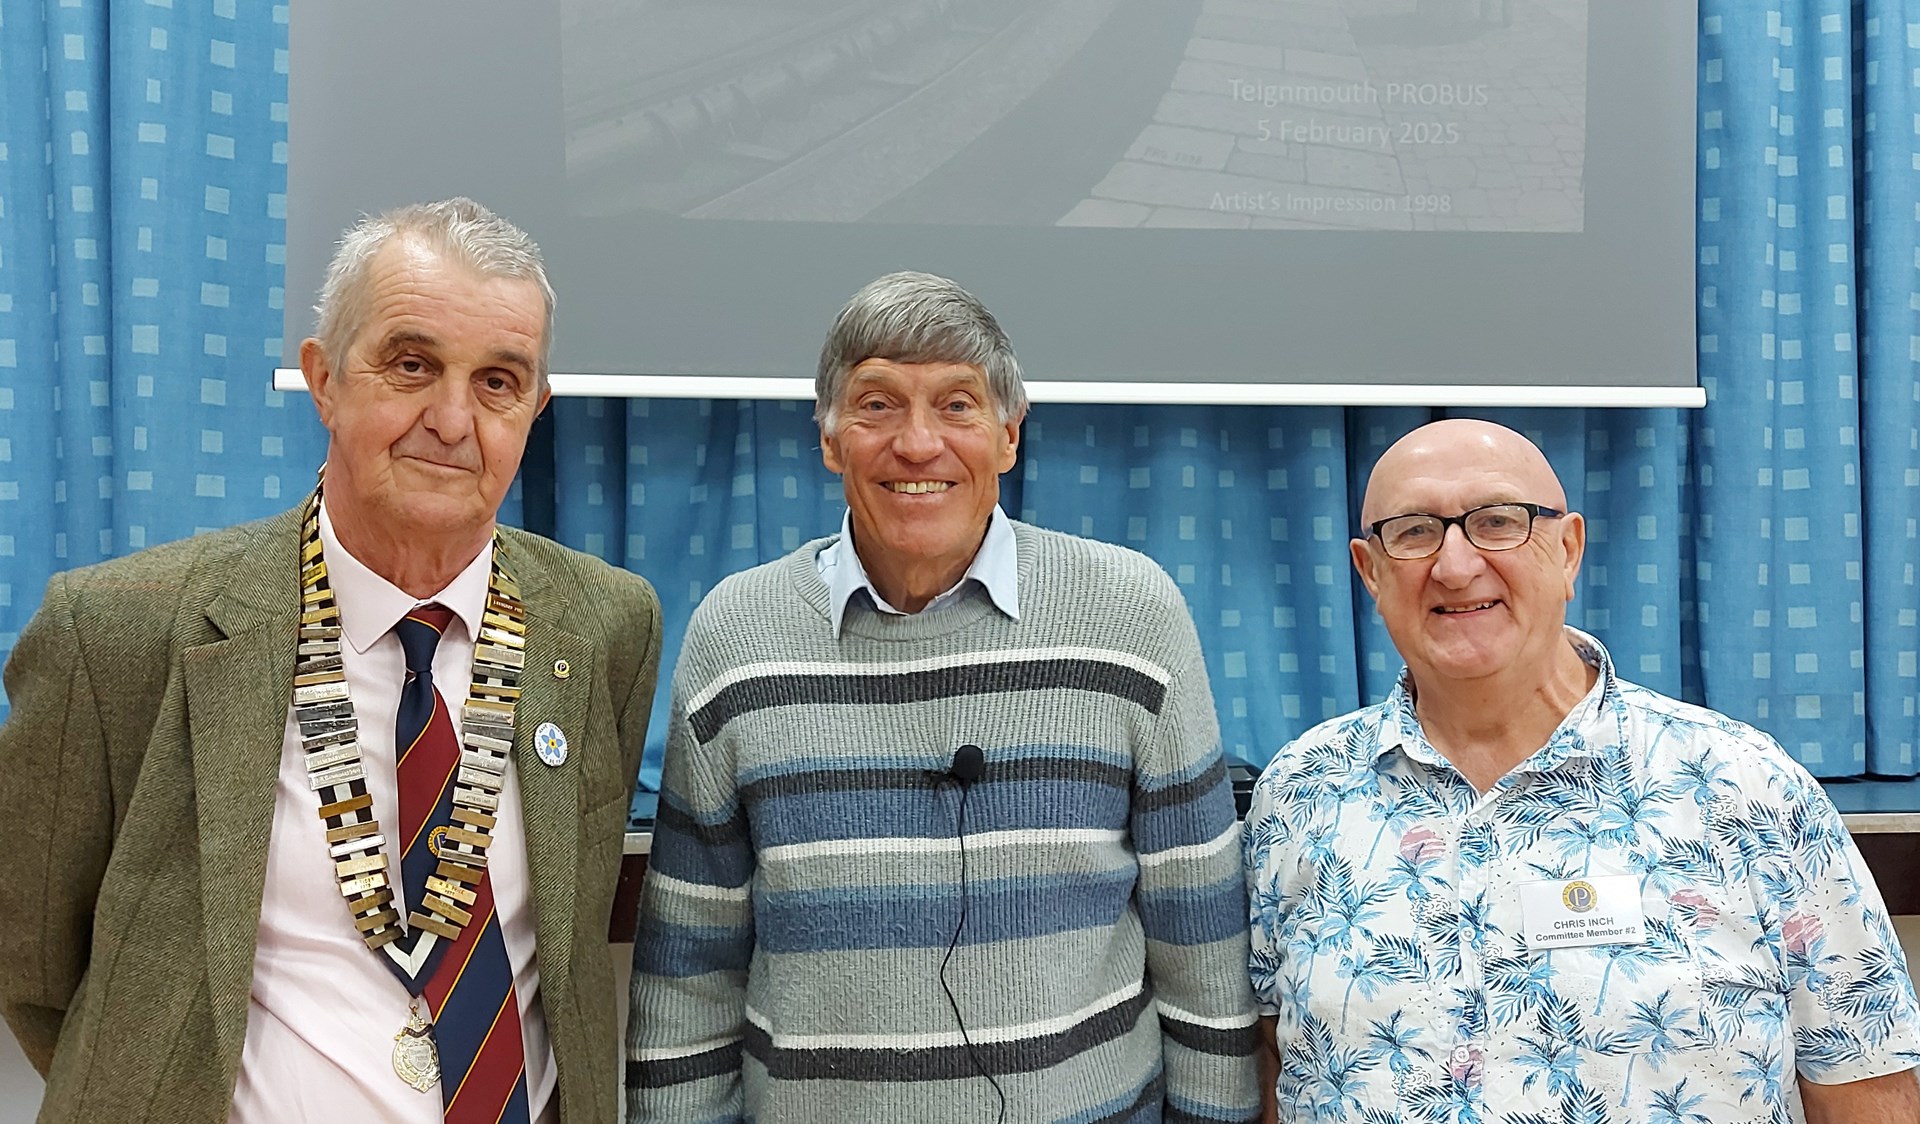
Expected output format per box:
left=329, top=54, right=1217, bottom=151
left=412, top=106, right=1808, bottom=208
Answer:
left=0, top=1031, right=33, bottom=1124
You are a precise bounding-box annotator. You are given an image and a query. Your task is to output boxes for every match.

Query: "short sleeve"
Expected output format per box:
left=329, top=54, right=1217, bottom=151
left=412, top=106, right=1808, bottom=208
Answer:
left=1243, top=756, right=1295, bottom=1019
left=1742, top=755, right=1920, bottom=1082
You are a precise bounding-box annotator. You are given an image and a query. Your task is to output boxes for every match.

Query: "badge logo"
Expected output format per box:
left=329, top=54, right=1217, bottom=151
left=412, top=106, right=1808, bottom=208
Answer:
left=426, top=824, right=449, bottom=859
left=534, top=721, right=569, bottom=767
left=1562, top=879, right=1598, bottom=912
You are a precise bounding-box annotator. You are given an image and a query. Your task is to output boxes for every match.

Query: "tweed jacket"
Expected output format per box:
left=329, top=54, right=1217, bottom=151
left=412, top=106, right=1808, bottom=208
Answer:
left=0, top=507, right=661, bottom=1122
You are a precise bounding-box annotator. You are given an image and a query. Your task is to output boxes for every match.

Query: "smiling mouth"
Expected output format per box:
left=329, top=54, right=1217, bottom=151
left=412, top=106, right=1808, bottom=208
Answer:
left=887, top=481, right=952, bottom=494
left=1433, top=601, right=1499, bottom=615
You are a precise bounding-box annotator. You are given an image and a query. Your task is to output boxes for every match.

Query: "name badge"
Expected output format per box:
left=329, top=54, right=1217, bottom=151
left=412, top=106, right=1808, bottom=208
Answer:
left=1518, top=874, right=1646, bottom=950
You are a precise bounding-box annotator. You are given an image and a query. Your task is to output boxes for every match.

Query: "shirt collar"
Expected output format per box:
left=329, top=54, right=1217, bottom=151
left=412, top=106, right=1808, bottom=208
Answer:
left=815, top=505, right=1021, bottom=638
left=318, top=501, right=494, bottom=655
left=1376, top=626, right=1621, bottom=774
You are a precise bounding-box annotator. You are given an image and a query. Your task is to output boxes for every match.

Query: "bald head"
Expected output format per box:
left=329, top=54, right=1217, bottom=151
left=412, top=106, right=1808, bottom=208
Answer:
left=1347, top=421, right=1596, bottom=781
left=1360, top=420, right=1568, bottom=527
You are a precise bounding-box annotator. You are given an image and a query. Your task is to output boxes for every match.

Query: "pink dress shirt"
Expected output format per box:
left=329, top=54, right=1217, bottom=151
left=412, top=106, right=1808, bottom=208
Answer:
left=229, top=506, right=556, bottom=1122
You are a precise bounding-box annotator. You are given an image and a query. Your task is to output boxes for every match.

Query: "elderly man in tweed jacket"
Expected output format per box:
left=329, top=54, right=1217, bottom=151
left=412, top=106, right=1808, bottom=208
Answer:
left=0, top=198, right=660, bottom=1123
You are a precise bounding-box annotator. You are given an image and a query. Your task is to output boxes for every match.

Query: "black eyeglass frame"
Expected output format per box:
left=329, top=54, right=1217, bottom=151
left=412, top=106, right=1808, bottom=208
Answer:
left=1364, top=502, right=1568, bottom=559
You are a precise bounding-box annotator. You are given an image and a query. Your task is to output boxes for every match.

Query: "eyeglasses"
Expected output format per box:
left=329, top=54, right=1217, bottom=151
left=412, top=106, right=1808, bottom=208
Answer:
left=1365, top=502, right=1566, bottom=560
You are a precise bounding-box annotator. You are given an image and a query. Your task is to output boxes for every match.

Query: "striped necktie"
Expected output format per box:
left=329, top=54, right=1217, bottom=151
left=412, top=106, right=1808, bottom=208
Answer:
left=394, top=604, right=531, bottom=1124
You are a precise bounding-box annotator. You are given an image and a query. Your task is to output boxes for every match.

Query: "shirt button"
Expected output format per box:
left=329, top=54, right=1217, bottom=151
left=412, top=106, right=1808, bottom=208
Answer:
left=1452, top=1045, right=1472, bottom=1063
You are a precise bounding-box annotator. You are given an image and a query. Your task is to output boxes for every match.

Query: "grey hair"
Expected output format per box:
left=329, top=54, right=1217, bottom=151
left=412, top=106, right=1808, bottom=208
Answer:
left=814, top=271, right=1027, bottom=428
left=313, top=197, right=555, bottom=383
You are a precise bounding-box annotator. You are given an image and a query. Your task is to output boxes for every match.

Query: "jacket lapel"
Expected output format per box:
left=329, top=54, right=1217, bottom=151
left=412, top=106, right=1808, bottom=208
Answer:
left=497, top=536, right=590, bottom=993
left=182, top=509, right=303, bottom=1072
left=175, top=517, right=595, bottom=1078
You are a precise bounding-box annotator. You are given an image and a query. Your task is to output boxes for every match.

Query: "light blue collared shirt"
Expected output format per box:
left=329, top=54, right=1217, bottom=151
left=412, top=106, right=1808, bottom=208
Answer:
left=815, top=505, right=1020, bottom=637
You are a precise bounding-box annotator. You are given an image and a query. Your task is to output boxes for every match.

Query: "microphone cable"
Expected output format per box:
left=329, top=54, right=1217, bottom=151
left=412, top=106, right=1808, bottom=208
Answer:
left=935, top=747, right=1007, bottom=1124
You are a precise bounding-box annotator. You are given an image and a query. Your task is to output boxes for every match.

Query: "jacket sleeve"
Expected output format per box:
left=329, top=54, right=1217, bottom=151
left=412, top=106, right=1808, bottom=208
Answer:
left=624, top=621, right=755, bottom=1124
left=0, top=574, right=115, bottom=1074
left=1130, top=594, right=1262, bottom=1123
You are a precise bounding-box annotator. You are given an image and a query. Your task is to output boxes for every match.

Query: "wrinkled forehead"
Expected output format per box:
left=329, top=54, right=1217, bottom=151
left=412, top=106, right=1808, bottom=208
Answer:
left=841, top=358, right=991, bottom=397
left=356, top=238, right=548, bottom=350
left=1361, top=429, right=1567, bottom=525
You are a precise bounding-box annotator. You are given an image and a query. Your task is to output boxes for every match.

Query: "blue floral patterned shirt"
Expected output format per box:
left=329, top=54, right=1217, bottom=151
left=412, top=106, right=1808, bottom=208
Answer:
left=1245, top=629, right=1920, bottom=1124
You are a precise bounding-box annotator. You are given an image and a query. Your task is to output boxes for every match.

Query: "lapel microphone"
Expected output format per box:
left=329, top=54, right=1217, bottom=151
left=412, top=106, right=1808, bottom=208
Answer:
left=934, top=740, right=1006, bottom=1122
left=948, top=743, right=985, bottom=786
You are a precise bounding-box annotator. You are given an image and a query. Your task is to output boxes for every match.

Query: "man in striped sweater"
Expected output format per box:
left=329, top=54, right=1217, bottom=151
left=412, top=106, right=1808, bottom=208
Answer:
left=625, top=272, right=1260, bottom=1123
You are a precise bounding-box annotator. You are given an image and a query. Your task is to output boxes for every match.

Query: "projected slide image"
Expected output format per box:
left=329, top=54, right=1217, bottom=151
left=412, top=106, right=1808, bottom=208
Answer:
left=562, top=0, right=1586, bottom=232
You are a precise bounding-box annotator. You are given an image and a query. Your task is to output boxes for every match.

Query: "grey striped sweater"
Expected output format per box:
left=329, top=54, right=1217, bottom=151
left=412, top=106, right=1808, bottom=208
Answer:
left=625, top=522, right=1260, bottom=1124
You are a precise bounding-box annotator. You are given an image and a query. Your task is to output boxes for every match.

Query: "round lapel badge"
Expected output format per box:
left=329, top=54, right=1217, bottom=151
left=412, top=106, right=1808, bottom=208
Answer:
left=1561, top=879, right=1597, bottom=912
left=534, top=721, right=569, bottom=767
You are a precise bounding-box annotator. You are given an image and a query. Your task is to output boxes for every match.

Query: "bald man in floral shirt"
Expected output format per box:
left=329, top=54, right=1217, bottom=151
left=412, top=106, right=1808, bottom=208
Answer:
left=1245, top=420, right=1920, bottom=1123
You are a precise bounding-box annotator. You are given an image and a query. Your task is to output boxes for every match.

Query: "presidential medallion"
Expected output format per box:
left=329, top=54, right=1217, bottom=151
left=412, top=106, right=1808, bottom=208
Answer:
left=292, top=477, right=523, bottom=974
left=392, top=1003, right=440, bottom=1093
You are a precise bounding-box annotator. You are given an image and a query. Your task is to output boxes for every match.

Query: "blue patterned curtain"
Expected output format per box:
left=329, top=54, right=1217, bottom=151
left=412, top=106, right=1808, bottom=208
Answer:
left=1854, top=2, right=1920, bottom=772
left=1689, top=0, right=1920, bottom=774
left=2, top=2, right=1916, bottom=784
left=0, top=2, right=326, bottom=661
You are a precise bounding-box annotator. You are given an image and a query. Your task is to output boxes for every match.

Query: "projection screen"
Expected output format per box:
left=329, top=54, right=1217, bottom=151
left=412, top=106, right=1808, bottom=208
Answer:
left=280, top=0, right=1700, bottom=407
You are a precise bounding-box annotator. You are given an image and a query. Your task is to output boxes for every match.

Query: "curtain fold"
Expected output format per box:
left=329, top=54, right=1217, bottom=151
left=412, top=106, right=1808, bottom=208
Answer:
left=1854, top=0, right=1920, bottom=772
left=1691, top=0, right=1919, bottom=774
